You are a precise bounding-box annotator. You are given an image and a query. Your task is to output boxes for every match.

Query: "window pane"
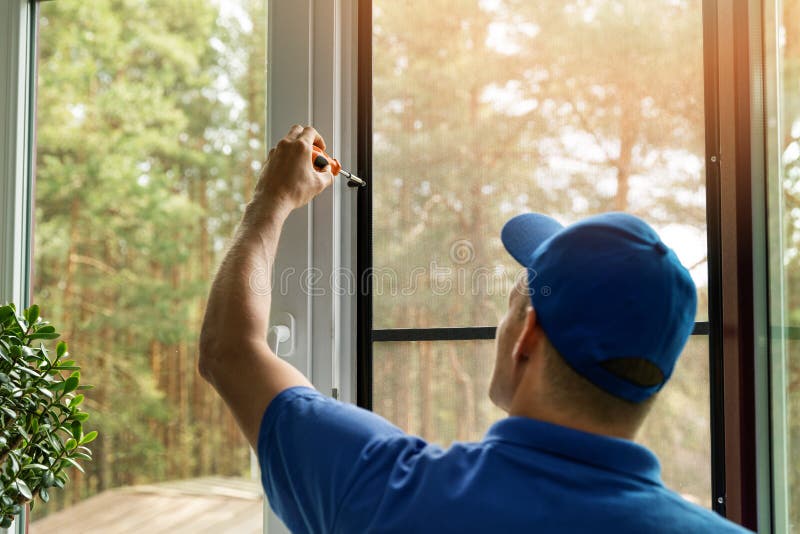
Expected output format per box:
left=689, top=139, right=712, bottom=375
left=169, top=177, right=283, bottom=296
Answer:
left=637, top=335, right=710, bottom=507
left=373, top=336, right=710, bottom=506
left=373, top=340, right=504, bottom=444
left=766, top=0, right=800, bottom=528
left=371, top=0, right=708, bottom=329
left=31, top=1, right=266, bottom=530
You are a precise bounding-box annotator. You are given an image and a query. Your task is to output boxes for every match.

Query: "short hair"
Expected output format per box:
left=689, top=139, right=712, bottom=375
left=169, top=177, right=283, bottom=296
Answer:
left=540, top=341, right=657, bottom=428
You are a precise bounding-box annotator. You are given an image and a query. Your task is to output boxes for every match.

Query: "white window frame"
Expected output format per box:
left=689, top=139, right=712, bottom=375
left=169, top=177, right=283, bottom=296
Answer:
left=0, top=1, right=36, bottom=532
left=0, top=0, right=34, bottom=309
left=266, top=0, right=358, bottom=406
left=764, top=0, right=791, bottom=531
left=265, top=1, right=358, bottom=532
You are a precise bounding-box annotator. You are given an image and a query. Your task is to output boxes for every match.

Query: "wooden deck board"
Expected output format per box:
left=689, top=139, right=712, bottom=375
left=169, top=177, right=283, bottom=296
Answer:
left=31, top=477, right=264, bottom=534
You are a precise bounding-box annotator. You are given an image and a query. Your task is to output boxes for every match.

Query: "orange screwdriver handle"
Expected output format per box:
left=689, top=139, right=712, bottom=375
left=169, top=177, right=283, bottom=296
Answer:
left=311, top=146, right=341, bottom=175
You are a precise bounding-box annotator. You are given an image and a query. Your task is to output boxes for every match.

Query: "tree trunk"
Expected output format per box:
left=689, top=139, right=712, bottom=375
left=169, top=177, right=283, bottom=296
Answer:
left=448, top=345, right=475, bottom=441
left=614, top=104, right=638, bottom=212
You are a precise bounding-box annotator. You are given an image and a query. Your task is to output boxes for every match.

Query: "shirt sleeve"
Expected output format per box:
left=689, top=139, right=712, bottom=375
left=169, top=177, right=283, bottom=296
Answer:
left=257, top=386, right=426, bottom=534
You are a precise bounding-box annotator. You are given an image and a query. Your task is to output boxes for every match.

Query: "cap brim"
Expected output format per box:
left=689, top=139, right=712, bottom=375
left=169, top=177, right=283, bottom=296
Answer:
left=501, top=213, right=564, bottom=266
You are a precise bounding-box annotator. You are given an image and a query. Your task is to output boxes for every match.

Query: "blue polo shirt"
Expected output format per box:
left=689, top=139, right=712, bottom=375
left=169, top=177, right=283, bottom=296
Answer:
left=258, top=387, right=751, bottom=533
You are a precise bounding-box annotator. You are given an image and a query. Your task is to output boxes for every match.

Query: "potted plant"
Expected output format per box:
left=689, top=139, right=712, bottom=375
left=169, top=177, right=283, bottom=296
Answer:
left=0, top=303, right=96, bottom=532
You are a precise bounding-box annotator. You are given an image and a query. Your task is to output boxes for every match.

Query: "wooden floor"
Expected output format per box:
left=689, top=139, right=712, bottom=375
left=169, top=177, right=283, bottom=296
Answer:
left=30, top=477, right=264, bottom=534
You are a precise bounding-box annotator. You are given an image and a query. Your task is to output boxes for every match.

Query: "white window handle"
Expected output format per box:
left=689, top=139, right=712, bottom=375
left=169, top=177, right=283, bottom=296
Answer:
left=268, top=312, right=295, bottom=358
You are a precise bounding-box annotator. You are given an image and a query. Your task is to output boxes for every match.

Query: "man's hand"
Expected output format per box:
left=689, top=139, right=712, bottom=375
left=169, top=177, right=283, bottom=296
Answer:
left=199, top=124, right=333, bottom=448
left=248, top=125, right=334, bottom=224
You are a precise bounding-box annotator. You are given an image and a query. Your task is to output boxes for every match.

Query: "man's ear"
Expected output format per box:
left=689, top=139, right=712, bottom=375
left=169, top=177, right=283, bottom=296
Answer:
left=511, top=306, right=540, bottom=363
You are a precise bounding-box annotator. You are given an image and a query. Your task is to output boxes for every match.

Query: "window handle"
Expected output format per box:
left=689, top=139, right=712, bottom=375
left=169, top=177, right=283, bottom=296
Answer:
left=268, top=312, right=295, bottom=358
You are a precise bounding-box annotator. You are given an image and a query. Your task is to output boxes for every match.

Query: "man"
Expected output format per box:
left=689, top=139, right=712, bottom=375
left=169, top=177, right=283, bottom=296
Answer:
left=199, top=125, right=751, bottom=533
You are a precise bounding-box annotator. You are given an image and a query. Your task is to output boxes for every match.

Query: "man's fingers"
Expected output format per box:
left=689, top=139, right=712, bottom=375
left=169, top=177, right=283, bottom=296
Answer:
left=318, top=170, right=335, bottom=189
left=299, top=126, right=326, bottom=151
left=286, top=124, right=304, bottom=140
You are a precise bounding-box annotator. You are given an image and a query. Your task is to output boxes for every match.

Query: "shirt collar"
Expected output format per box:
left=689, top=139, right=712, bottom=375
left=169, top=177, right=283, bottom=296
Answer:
left=484, top=416, right=663, bottom=486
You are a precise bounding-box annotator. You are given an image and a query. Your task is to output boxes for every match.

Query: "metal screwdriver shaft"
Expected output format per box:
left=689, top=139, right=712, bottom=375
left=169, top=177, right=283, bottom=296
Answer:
left=313, top=154, right=366, bottom=188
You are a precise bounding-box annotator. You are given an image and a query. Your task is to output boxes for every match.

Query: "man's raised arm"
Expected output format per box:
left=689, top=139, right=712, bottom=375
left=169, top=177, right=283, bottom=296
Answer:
left=198, top=125, right=334, bottom=448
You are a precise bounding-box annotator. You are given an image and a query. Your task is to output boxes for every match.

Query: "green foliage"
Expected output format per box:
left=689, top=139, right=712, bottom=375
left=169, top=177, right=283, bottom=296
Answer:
left=0, top=304, right=95, bottom=524
left=32, top=0, right=264, bottom=519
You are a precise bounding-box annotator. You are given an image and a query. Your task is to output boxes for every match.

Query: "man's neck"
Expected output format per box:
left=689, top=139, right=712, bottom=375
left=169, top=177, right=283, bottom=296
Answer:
left=507, top=373, right=639, bottom=441
left=509, top=403, right=637, bottom=440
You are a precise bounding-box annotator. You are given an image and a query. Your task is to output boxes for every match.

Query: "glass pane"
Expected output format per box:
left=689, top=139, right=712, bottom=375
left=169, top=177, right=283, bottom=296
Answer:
left=637, top=335, right=710, bottom=507
left=373, top=340, right=505, bottom=444
left=766, top=0, right=800, bottom=529
left=371, top=0, right=708, bottom=329
left=31, top=1, right=266, bottom=530
left=373, top=335, right=710, bottom=507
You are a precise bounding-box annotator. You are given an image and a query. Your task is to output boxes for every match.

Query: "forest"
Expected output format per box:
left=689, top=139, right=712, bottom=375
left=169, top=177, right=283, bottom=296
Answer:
left=28, top=0, right=799, bottom=526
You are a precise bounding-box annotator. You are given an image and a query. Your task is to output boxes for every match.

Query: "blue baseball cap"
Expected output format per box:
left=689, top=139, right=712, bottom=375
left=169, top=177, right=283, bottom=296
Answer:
left=501, top=212, right=697, bottom=403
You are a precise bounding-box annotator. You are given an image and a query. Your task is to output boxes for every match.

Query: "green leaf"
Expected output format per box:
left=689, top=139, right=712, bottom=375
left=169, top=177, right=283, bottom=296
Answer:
left=42, top=470, right=55, bottom=488
left=22, top=463, right=49, bottom=471
left=8, top=453, right=19, bottom=473
left=39, top=487, right=49, bottom=503
left=34, top=325, right=55, bottom=334
left=24, top=304, right=39, bottom=326
left=61, top=456, right=84, bottom=473
left=80, top=430, right=98, bottom=445
left=27, top=332, right=60, bottom=341
left=15, top=478, right=32, bottom=500
left=71, top=420, right=82, bottom=440
left=0, top=303, right=14, bottom=315
left=69, top=394, right=85, bottom=408
left=64, top=438, right=77, bottom=451
left=71, top=452, right=92, bottom=461
left=17, top=365, right=40, bottom=378
left=15, top=318, right=28, bottom=333
left=16, top=425, right=30, bottom=442
left=76, top=384, right=94, bottom=391
left=63, top=376, right=79, bottom=394
left=73, top=412, right=90, bottom=422
left=56, top=341, right=67, bottom=359
left=1, top=406, right=16, bottom=419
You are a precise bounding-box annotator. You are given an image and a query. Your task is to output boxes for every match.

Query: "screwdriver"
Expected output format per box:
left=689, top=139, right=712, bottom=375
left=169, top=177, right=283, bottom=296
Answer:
left=312, top=147, right=366, bottom=188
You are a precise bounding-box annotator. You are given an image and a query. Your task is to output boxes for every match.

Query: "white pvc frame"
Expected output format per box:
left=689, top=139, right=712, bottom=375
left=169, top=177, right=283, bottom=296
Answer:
left=267, top=0, right=358, bottom=406
left=0, top=0, right=34, bottom=309
left=0, top=0, right=35, bottom=531
left=264, top=1, right=358, bottom=532
left=764, top=0, right=790, bottom=531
